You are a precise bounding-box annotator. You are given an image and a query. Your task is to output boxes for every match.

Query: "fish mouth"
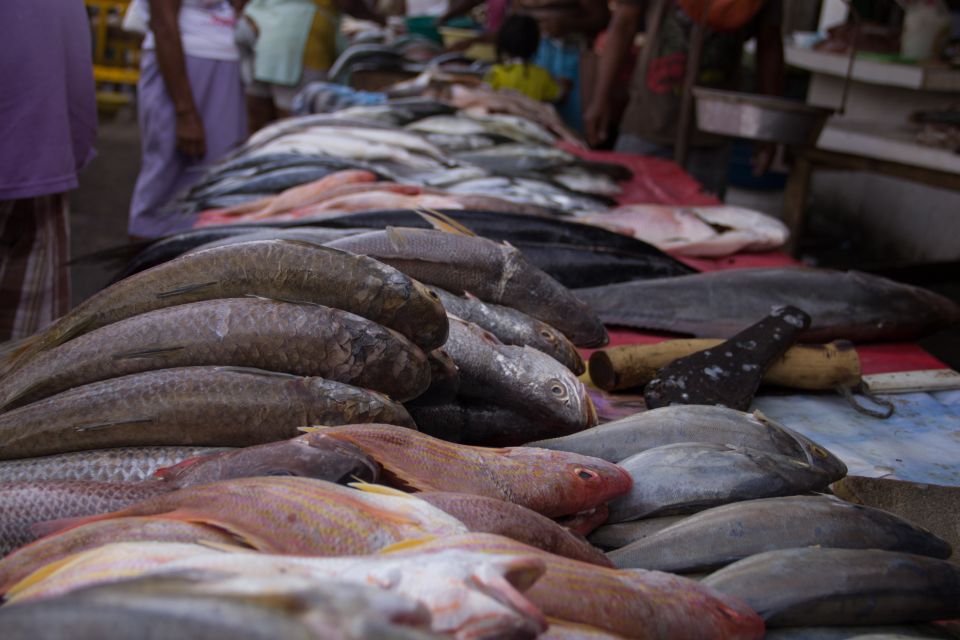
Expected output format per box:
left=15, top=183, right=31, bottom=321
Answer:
left=582, top=392, right=598, bottom=427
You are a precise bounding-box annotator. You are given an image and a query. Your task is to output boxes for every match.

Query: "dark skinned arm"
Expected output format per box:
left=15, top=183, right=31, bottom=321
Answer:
left=148, top=0, right=206, bottom=158
left=583, top=2, right=643, bottom=147
left=335, top=0, right=386, bottom=25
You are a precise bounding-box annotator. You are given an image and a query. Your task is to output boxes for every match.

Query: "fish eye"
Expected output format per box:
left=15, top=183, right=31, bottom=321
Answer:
left=538, top=329, right=557, bottom=343
left=266, top=470, right=295, bottom=477
left=428, top=290, right=439, bottom=300
left=550, top=383, right=566, bottom=397
left=575, top=468, right=598, bottom=480
left=810, top=445, right=828, bottom=458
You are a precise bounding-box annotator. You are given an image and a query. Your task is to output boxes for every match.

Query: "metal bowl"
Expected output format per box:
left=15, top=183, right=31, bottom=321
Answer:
left=692, top=87, right=834, bottom=147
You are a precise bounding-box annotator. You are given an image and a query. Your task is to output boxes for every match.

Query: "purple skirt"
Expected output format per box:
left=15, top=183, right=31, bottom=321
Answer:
left=128, top=52, right=246, bottom=238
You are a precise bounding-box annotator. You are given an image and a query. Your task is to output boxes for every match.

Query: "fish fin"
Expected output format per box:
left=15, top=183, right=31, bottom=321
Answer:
left=5, top=554, right=85, bottom=600
left=415, top=208, right=477, bottom=236
left=386, top=226, right=410, bottom=250
left=463, top=290, right=481, bottom=301
left=195, top=540, right=258, bottom=554
left=156, top=281, right=218, bottom=299
left=275, top=238, right=330, bottom=250
left=348, top=481, right=412, bottom=498
left=74, top=418, right=155, bottom=433
left=152, top=511, right=278, bottom=552
left=377, top=536, right=438, bottom=554
left=112, top=346, right=186, bottom=360
left=30, top=515, right=95, bottom=538
left=0, top=315, right=94, bottom=377
left=243, top=293, right=319, bottom=308
left=154, top=454, right=213, bottom=481
left=214, top=366, right=303, bottom=380
left=297, top=425, right=332, bottom=433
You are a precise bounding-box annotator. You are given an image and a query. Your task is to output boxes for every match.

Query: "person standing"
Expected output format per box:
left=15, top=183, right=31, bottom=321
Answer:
left=127, top=0, right=248, bottom=239
left=0, top=0, right=97, bottom=340
left=584, top=0, right=784, bottom=196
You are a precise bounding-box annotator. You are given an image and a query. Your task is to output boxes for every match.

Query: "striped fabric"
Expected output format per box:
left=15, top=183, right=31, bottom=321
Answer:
left=0, top=194, right=71, bottom=341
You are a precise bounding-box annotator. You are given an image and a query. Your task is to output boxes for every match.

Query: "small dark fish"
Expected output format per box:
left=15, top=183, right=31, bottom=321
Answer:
left=406, top=398, right=551, bottom=445
left=430, top=287, right=583, bottom=374
left=609, top=495, right=952, bottom=573
left=644, top=305, right=811, bottom=411
left=588, top=516, right=688, bottom=550
left=574, top=268, right=960, bottom=343
left=702, top=548, right=960, bottom=627
left=188, top=166, right=336, bottom=200
left=408, top=348, right=460, bottom=406
left=607, top=442, right=839, bottom=523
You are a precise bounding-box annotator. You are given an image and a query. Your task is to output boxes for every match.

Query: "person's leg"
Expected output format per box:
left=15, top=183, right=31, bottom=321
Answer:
left=685, top=144, right=733, bottom=199
left=0, top=193, right=70, bottom=341
left=246, top=93, right=277, bottom=135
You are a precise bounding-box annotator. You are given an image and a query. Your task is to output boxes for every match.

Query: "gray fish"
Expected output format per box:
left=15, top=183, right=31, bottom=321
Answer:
left=702, top=548, right=960, bottom=627
left=587, top=516, right=688, bottom=550
left=186, top=227, right=367, bottom=252
left=406, top=398, right=554, bottom=446
left=607, top=442, right=837, bottom=523
left=439, top=317, right=595, bottom=444
left=528, top=405, right=846, bottom=479
left=574, top=268, right=960, bottom=343
left=0, top=298, right=432, bottom=410
left=0, top=447, right=223, bottom=484
left=0, top=366, right=415, bottom=460
left=429, top=287, right=584, bottom=374
left=609, top=495, right=952, bottom=572
left=326, top=227, right=607, bottom=347
left=764, top=625, right=956, bottom=639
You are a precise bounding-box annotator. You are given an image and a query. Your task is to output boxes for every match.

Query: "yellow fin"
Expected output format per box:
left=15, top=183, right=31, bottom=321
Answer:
left=415, top=208, right=477, bottom=236
left=378, top=536, right=438, bottom=555
left=348, top=481, right=412, bottom=498
left=297, top=425, right=332, bottom=433
left=6, top=552, right=85, bottom=600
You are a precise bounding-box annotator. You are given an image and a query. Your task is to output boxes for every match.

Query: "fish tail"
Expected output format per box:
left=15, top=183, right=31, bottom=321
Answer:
left=0, top=333, right=47, bottom=378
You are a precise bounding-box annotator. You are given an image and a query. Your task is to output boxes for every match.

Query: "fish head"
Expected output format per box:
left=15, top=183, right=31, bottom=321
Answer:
left=515, top=448, right=632, bottom=517
left=529, top=319, right=586, bottom=375
left=371, top=548, right=547, bottom=640
left=157, top=437, right=380, bottom=489
left=406, top=278, right=451, bottom=351
left=517, top=346, right=596, bottom=432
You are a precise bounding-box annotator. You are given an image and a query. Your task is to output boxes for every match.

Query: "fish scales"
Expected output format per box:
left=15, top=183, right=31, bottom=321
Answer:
left=0, top=298, right=431, bottom=409
left=0, top=367, right=414, bottom=460
left=0, top=239, right=447, bottom=374
left=0, top=447, right=222, bottom=483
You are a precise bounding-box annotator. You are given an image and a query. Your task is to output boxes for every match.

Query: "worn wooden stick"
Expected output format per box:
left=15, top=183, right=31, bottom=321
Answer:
left=589, top=339, right=861, bottom=392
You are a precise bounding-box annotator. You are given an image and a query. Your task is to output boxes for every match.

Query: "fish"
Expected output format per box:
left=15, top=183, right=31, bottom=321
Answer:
left=588, top=516, right=688, bottom=551
left=187, top=165, right=337, bottom=200
left=423, top=132, right=498, bottom=153
left=7, top=542, right=546, bottom=639
left=702, top=548, right=960, bottom=627
left=252, top=169, right=379, bottom=219
left=608, top=495, right=952, bottom=573
left=183, top=226, right=367, bottom=251
left=416, top=492, right=612, bottom=567
left=0, top=517, right=248, bottom=595
left=643, top=305, right=811, bottom=411
left=441, top=316, right=594, bottom=440
left=0, top=481, right=169, bottom=555
left=382, top=533, right=766, bottom=640
left=153, top=433, right=380, bottom=489
left=549, top=166, right=622, bottom=197
left=0, top=576, right=438, bottom=640
left=763, top=625, right=956, bottom=639
left=0, top=447, right=222, bottom=484
left=0, top=239, right=448, bottom=374
left=574, top=268, right=960, bottom=343
left=607, top=442, right=840, bottom=523
left=34, top=477, right=468, bottom=556
left=0, top=366, right=414, bottom=460
left=430, top=288, right=584, bottom=374
left=304, top=425, right=632, bottom=518
left=405, top=398, right=558, bottom=445
left=539, top=620, right=630, bottom=639
left=553, top=506, right=609, bottom=537
left=325, top=226, right=608, bottom=347
left=411, top=348, right=460, bottom=405
left=528, top=405, right=847, bottom=479
left=0, top=298, right=432, bottom=410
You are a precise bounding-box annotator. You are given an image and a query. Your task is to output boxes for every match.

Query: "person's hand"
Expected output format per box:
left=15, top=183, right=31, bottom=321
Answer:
left=175, top=109, right=207, bottom=158
left=583, top=100, right=611, bottom=148
left=751, top=142, right=777, bottom=176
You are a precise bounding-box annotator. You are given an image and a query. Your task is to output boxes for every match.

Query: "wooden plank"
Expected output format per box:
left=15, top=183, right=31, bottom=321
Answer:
left=862, top=369, right=960, bottom=394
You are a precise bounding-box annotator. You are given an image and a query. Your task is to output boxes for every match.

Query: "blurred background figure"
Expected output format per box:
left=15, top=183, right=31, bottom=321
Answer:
left=485, top=14, right=565, bottom=102
left=126, top=0, right=247, bottom=239
left=0, top=0, right=97, bottom=340
left=239, top=0, right=385, bottom=132
left=584, top=0, right=784, bottom=197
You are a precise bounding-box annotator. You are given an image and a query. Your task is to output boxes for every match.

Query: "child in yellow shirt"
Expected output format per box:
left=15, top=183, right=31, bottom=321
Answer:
left=485, top=15, right=566, bottom=103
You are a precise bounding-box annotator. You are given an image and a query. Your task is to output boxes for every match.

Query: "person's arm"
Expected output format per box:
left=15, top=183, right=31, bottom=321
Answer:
left=148, top=0, right=206, bottom=158
left=583, top=2, right=643, bottom=147
left=437, top=0, right=483, bottom=25
left=336, top=0, right=386, bottom=25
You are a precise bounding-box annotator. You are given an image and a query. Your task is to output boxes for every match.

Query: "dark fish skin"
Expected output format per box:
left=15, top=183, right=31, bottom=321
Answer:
left=575, top=268, right=960, bottom=343
left=0, top=298, right=432, bottom=409
left=588, top=516, right=688, bottom=550
left=0, top=366, right=415, bottom=460
left=528, top=405, right=847, bottom=480
left=702, top=548, right=960, bottom=627
left=417, top=492, right=613, bottom=567
left=408, top=349, right=460, bottom=406
left=327, top=228, right=607, bottom=347
left=186, top=228, right=366, bottom=253
left=430, top=287, right=584, bottom=374
left=406, top=398, right=555, bottom=446
left=2, top=239, right=448, bottom=373
left=609, top=495, right=952, bottom=573
left=188, top=166, right=335, bottom=199
left=0, top=481, right=170, bottom=555
left=0, top=447, right=223, bottom=484
left=607, top=442, right=838, bottom=523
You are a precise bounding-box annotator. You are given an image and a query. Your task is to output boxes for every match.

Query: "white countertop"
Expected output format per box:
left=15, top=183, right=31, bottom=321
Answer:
left=785, top=45, right=960, bottom=93
left=816, top=119, right=960, bottom=175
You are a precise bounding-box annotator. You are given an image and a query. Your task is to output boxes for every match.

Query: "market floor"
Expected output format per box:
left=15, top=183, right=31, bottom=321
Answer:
left=69, top=111, right=960, bottom=370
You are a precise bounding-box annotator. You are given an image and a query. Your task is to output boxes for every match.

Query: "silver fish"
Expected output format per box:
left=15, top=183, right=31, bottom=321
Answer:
left=0, top=447, right=223, bottom=484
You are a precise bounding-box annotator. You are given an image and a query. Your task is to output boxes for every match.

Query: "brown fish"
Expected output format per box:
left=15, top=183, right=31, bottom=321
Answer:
left=307, top=424, right=632, bottom=518
left=0, top=367, right=414, bottom=460
left=417, top=492, right=612, bottom=567
left=0, top=298, right=431, bottom=410
left=0, top=239, right=448, bottom=375
left=0, top=447, right=223, bottom=484
left=326, top=227, right=608, bottom=347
